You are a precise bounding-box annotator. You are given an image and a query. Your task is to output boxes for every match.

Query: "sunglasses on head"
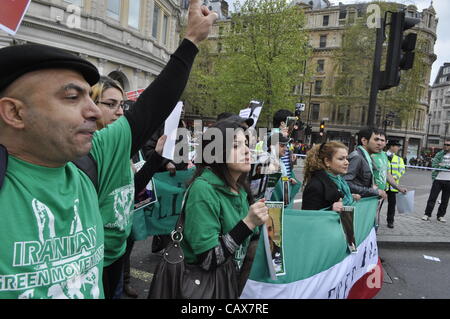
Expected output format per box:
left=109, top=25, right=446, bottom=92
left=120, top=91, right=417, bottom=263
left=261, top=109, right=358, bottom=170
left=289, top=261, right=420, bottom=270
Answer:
left=445, top=144, right=450, bottom=146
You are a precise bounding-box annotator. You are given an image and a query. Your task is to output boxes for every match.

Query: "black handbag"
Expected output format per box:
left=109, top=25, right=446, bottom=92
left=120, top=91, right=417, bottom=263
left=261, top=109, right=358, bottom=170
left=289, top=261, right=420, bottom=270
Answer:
left=147, top=188, right=239, bottom=299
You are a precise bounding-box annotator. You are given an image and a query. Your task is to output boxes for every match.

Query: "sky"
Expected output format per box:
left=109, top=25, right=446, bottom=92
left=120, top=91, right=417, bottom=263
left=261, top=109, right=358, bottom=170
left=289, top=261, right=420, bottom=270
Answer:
left=226, top=0, right=449, bottom=85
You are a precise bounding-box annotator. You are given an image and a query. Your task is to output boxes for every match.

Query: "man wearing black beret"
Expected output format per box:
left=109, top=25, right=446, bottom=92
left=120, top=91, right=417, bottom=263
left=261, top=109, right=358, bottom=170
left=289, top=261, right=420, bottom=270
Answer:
left=0, top=0, right=217, bottom=299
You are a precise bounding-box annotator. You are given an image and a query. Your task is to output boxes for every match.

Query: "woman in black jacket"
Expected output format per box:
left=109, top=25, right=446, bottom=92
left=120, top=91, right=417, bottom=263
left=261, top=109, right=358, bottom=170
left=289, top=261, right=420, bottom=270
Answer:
left=302, top=142, right=360, bottom=211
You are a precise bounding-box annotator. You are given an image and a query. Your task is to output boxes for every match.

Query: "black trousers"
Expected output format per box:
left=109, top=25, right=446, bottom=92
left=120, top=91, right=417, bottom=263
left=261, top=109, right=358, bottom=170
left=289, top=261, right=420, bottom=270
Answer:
left=102, top=253, right=126, bottom=299
left=425, top=179, right=450, bottom=218
left=386, top=190, right=397, bottom=224
left=123, top=237, right=135, bottom=285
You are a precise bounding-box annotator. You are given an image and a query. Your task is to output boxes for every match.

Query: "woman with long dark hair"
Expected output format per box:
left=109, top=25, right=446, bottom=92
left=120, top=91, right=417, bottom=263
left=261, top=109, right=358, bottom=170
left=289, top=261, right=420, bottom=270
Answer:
left=181, top=119, right=269, bottom=298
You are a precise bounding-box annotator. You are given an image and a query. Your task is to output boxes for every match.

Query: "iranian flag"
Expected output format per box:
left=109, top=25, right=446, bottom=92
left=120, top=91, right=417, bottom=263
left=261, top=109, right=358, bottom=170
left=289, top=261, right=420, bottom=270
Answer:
left=241, top=197, right=383, bottom=299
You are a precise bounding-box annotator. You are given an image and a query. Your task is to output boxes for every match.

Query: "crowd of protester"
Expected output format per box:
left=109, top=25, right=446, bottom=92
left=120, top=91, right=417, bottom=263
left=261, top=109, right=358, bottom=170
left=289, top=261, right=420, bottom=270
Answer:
left=2, top=0, right=447, bottom=300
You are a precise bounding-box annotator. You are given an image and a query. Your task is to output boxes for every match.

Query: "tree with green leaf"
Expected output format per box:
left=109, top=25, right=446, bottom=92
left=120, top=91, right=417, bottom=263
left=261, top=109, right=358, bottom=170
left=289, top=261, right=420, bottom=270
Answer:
left=190, top=0, right=311, bottom=126
left=331, top=2, right=429, bottom=129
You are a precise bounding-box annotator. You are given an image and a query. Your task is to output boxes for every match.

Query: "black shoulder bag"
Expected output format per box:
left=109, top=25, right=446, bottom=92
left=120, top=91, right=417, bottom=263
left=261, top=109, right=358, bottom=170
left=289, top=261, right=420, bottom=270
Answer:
left=147, top=187, right=239, bottom=299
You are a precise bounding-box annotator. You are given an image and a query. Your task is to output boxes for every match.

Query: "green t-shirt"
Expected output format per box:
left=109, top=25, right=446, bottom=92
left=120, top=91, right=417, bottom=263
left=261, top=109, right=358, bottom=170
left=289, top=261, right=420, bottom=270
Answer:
left=182, top=169, right=253, bottom=269
left=0, top=117, right=132, bottom=298
left=371, top=151, right=389, bottom=190
left=0, top=157, right=104, bottom=299
left=90, top=117, right=134, bottom=267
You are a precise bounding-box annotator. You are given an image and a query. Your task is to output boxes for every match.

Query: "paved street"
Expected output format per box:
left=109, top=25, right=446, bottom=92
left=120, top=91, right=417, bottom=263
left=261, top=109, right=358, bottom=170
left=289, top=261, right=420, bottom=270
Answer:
left=123, top=163, right=450, bottom=299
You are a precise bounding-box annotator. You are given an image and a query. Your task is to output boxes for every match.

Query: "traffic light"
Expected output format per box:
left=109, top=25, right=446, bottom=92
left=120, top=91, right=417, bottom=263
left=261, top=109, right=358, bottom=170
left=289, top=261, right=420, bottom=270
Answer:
left=380, top=11, right=420, bottom=90
left=319, top=121, right=325, bottom=136
left=305, top=125, right=312, bottom=136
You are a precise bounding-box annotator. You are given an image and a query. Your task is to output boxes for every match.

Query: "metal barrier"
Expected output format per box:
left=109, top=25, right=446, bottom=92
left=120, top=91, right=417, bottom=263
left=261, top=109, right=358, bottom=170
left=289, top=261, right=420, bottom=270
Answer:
left=292, top=153, right=450, bottom=172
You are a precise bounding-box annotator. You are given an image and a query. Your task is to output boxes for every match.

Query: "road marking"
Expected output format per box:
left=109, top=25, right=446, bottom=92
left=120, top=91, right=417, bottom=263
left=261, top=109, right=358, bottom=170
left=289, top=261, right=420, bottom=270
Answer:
left=423, top=255, right=441, bottom=262
left=131, top=267, right=154, bottom=282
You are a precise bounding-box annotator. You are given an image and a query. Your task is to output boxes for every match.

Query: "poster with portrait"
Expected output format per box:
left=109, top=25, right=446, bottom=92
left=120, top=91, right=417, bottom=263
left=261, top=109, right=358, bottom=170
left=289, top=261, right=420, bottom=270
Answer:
left=249, top=163, right=269, bottom=200
left=262, top=201, right=286, bottom=279
left=133, top=159, right=158, bottom=211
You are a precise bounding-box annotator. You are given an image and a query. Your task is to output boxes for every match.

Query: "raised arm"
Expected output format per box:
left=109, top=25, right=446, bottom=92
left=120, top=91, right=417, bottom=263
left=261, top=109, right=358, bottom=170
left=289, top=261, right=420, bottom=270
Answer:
left=124, top=0, right=218, bottom=157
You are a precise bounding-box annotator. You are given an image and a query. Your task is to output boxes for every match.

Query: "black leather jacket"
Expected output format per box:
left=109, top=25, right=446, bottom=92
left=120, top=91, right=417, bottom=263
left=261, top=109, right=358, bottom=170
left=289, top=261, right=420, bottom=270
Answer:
left=343, top=147, right=379, bottom=198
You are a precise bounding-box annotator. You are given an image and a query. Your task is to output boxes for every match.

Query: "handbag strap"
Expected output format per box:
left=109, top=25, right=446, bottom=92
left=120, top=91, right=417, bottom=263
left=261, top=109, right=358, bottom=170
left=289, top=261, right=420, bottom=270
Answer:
left=170, top=184, right=192, bottom=244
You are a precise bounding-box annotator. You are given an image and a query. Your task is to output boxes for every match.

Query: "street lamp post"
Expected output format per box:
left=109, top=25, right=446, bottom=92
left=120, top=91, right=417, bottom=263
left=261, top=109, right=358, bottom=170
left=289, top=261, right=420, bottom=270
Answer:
left=425, top=113, right=432, bottom=150
left=383, top=111, right=396, bottom=136
left=306, top=81, right=314, bottom=145
left=445, top=123, right=449, bottom=145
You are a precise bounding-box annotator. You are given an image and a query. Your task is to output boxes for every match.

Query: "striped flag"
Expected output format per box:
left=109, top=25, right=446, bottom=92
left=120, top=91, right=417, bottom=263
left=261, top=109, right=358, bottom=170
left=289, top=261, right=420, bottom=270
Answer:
left=241, top=197, right=383, bottom=299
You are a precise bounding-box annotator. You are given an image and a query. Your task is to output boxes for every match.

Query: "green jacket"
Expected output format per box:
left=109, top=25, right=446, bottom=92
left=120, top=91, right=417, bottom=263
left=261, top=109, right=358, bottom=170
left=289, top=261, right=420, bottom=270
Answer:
left=432, top=150, right=450, bottom=180
left=182, top=169, right=254, bottom=269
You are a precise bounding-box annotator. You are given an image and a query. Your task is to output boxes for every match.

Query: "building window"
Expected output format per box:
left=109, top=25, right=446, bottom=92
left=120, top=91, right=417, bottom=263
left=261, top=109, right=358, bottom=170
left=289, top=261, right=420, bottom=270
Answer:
left=339, top=10, right=346, bottom=19
left=440, top=77, right=447, bottom=84
left=319, top=35, right=327, bottom=48
left=181, top=0, right=189, bottom=10
left=323, top=15, right=329, bottom=26
left=107, top=0, right=121, bottom=20
left=361, top=107, right=366, bottom=123
left=337, top=106, right=346, bottom=124
left=331, top=105, right=336, bottom=122
left=348, top=11, right=355, bottom=24
left=152, top=5, right=160, bottom=39
left=444, top=67, right=450, bottom=75
left=314, top=80, right=323, bottom=95
left=162, top=14, right=169, bottom=45
left=64, top=0, right=83, bottom=6
left=317, top=59, right=325, bottom=72
left=128, top=0, right=140, bottom=29
left=311, top=104, right=320, bottom=121
left=357, top=7, right=363, bottom=17
left=447, top=111, right=450, bottom=120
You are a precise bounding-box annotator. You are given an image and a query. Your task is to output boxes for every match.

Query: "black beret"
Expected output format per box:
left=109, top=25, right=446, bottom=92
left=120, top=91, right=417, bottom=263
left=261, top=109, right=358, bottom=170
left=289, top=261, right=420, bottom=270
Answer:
left=0, top=43, right=99, bottom=92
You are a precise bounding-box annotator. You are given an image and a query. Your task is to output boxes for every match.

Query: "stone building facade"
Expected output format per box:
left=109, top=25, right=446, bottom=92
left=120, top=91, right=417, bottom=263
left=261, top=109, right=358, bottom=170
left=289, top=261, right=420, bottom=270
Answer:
left=295, top=0, right=437, bottom=160
left=0, top=0, right=186, bottom=92
left=428, top=63, right=450, bottom=148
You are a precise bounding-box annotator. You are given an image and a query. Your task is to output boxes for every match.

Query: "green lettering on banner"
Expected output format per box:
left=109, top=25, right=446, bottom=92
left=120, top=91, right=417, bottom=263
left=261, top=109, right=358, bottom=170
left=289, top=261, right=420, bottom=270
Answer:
left=131, top=169, right=194, bottom=240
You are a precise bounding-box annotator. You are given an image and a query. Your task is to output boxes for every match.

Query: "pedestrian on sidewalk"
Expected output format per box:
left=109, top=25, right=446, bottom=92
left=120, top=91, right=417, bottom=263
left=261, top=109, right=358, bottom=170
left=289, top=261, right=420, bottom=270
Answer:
left=384, top=140, right=407, bottom=228
left=422, top=141, right=450, bottom=223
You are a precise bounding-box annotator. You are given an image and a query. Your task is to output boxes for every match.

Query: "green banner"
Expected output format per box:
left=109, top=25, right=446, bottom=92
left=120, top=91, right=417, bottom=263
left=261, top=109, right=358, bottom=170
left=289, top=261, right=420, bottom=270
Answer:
left=131, top=169, right=194, bottom=240
left=131, top=169, right=302, bottom=240
left=248, top=196, right=379, bottom=283
left=270, top=175, right=302, bottom=209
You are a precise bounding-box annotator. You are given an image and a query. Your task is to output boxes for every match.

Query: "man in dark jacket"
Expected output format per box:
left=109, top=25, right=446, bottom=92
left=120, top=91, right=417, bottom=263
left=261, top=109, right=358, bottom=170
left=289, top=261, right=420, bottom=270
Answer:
left=344, top=128, right=387, bottom=199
